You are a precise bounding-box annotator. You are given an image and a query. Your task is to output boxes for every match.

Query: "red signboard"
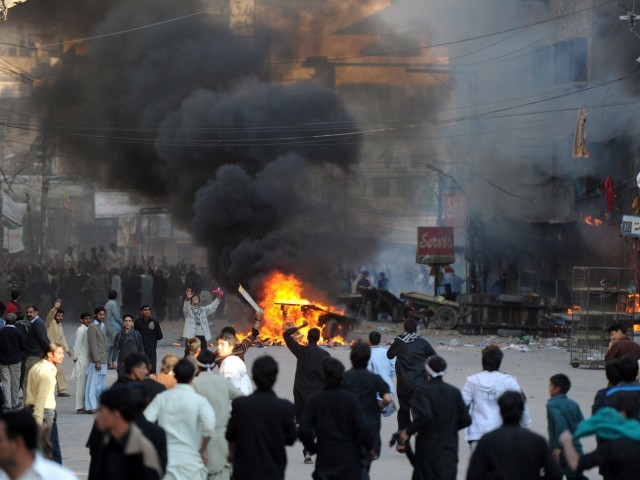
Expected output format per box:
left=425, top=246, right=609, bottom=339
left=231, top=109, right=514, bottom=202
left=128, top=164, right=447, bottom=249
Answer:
left=416, top=227, right=454, bottom=265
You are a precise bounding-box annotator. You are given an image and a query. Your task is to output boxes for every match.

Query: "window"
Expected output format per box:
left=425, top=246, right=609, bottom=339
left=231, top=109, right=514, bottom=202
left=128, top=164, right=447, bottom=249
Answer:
left=553, top=38, right=587, bottom=85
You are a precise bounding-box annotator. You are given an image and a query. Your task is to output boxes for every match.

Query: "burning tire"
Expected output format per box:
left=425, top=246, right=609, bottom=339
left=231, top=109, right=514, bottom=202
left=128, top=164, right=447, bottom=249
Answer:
left=434, top=306, right=457, bottom=330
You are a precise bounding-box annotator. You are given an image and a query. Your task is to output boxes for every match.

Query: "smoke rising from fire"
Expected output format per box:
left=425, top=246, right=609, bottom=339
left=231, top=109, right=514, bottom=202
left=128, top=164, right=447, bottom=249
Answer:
left=21, top=0, right=372, bottom=292
left=370, top=0, right=640, bottom=290
left=19, top=0, right=640, bottom=297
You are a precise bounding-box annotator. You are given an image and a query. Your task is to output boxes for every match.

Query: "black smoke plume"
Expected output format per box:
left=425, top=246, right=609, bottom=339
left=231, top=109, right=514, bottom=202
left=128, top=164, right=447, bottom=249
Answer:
left=21, top=0, right=370, bottom=292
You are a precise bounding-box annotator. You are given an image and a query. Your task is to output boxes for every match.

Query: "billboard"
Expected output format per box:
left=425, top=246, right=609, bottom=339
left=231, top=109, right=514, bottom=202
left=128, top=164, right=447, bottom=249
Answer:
left=621, top=215, right=640, bottom=237
left=416, top=226, right=454, bottom=265
left=94, top=191, right=161, bottom=219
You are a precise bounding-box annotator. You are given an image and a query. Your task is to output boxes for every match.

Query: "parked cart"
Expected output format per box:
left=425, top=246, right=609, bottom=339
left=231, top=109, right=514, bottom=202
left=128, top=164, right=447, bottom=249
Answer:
left=569, top=267, right=635, bottom=369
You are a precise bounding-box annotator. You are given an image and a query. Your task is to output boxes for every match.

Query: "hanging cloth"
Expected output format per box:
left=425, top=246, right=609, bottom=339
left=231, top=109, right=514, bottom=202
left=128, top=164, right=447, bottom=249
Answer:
left=604, top=176, right=615, bottom=212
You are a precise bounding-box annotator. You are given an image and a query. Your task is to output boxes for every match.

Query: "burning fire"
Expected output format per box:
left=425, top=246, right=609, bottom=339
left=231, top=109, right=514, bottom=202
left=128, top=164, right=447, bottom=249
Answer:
left=584, top=216, right=603, bottom=227
left=567, top=305, right=582, bottom=315
left=626, top=294, right=640, bottom=314
left=256, top=271, right=346, bottom=345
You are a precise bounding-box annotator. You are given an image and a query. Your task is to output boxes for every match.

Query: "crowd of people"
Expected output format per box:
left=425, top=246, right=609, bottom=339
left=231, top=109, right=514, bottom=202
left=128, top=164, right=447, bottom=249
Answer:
left=5, top=246, right=217, bottom=324
left=2, top=277, right=640, bottom=479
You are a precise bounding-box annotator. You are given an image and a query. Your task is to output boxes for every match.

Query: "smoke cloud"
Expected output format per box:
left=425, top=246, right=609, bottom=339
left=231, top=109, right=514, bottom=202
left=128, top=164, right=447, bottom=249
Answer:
left=21, top=0, right=371, bottom=293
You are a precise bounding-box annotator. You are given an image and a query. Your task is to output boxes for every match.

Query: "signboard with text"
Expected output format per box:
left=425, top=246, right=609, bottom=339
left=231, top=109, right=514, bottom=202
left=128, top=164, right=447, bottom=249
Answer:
left=621, top=215, right=640, bottom=237
left=416, top=227, right=454, bottom=265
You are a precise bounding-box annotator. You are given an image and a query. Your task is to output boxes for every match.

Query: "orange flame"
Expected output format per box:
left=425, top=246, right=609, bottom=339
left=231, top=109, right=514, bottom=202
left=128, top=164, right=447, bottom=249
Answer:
left=256, top=271, right=346, bottom=345
left=567, top=305, right=582, bottom=315
left=584, top=216, right=603, bottom=227
left=625, top=294, right=640, bottom=314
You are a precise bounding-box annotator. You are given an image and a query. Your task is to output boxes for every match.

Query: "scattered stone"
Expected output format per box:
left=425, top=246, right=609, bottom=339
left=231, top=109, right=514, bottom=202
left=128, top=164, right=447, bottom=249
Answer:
left=497, top=329, right=523, bottom=338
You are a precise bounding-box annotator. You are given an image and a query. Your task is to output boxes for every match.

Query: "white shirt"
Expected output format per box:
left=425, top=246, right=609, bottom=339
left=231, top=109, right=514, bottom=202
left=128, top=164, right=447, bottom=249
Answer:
left=144, top=383, right=215, bottom=454
left=219, top=355, right=253, bottom=395
left=368, top=345, right=396, bottom=395
left=0, top=453, right=79, bottom=480
left=72, top=324, right=89, bottom=378
left=461, top=370, right=532, bottom=441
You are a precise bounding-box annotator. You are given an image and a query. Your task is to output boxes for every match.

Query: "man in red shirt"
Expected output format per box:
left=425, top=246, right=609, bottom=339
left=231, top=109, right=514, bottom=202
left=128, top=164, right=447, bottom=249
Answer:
left=605, top=323, right=640, bottom=364
left=5, top=291, right=19, bottom=316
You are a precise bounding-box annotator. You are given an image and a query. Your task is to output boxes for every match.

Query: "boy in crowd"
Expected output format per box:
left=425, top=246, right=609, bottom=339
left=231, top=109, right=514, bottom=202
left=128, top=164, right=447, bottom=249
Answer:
left=547, top=374, right=587, bottom=480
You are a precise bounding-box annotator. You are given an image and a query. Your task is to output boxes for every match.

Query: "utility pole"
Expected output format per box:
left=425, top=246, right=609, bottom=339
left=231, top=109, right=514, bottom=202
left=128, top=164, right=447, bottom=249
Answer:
left=36, top=133, right=54, bottom=262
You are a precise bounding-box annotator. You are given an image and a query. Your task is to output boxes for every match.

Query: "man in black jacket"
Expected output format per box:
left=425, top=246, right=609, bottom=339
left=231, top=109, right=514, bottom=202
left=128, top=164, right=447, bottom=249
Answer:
left=283, top=321, right=330, bottom=463
left=134, top=305, right=163, bottom=374
left=226, top=355, right=296, bottom=480
left=22, top=306, right=49, bottom=393
left=387, top=318, right=436, bottom=436
left=343, top=340, right=391, bottom=479
left=467, top=391, right=561, bottom=480
left=0, top=314, right=26, bottom=409
left=299, top=357, right=375, bottom=480
left=91, top=384, right=164, bottom=480
left=399, top=355, right=471, bottom=480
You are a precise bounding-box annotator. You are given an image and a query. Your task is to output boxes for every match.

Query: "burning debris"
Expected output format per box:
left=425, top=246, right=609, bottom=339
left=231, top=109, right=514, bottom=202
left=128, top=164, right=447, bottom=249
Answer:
left=254, top=271, right=356, bottom=345
left=584, top=216, right=603, bottom=228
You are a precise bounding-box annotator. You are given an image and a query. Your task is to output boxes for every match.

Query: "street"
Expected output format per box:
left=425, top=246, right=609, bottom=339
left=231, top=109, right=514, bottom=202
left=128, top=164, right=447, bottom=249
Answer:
left=54, top=318, right=603, bottom=479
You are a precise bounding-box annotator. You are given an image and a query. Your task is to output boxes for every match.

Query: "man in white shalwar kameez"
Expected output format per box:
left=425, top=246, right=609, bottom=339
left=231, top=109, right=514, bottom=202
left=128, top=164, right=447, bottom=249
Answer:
left=216, top=332, right=253, bottom=395
left=144, top=358, right=215, bottom=480
left=192, top=350, right=243, bottom=480
left=72, top=313, right=92, bottom=413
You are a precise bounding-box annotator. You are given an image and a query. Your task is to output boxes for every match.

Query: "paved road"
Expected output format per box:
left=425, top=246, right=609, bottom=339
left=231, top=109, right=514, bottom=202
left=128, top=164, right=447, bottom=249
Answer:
left=51, top=318, right=602, bottom=479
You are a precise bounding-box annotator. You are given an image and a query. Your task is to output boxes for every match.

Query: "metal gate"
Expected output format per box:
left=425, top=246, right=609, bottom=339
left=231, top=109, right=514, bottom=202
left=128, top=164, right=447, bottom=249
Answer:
left=570, top=267, right=635, bottom=369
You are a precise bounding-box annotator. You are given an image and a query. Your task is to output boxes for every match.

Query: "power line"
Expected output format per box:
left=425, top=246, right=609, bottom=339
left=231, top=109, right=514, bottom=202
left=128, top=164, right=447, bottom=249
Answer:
left=40, top=4, right=226, bottom=47
left=269, top=0, right=618, bottom=65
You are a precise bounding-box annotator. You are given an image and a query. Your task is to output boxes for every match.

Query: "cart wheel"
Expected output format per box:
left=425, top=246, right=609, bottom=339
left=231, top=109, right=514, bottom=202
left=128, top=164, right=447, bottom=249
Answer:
left=571, top=363, right=580, bottom=368
left=434, top=306, right=457, bottom=329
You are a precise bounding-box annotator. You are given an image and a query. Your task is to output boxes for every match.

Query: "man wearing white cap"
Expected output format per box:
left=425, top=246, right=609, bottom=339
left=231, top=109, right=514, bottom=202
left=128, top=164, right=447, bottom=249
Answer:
left=398, top=355, right=471, bottom=480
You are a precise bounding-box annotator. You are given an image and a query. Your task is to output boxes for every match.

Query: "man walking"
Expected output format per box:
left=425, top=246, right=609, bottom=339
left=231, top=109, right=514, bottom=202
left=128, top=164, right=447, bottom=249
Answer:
left=283, top=320, right=330, bottom=464
left=23, top=306, right=50, bottom=393
left=0, top=314, right=26, bottom=410
left=45, top=299, right=72, bottom=397
left=399, top=355, right=471, bottom=480
left=134, top=305, right=163, bottom=374
left=86, top=307, right=108, bottom=413
left=368, top=330, right=396, bottom=410
left=387, top=318, right=436, bottom=439
left=299, top=357, right=375, bottom=479
left=225, top=355, right=297, bottom=480
left=461, top=344, right=531, bottom=450
left=193, top=350, right=243, bottom=480
left=144, top=359, right=215, bottom=480
left=467, top=391, right=561, bottom=480
left=343, top=340, right=392, bottom=479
